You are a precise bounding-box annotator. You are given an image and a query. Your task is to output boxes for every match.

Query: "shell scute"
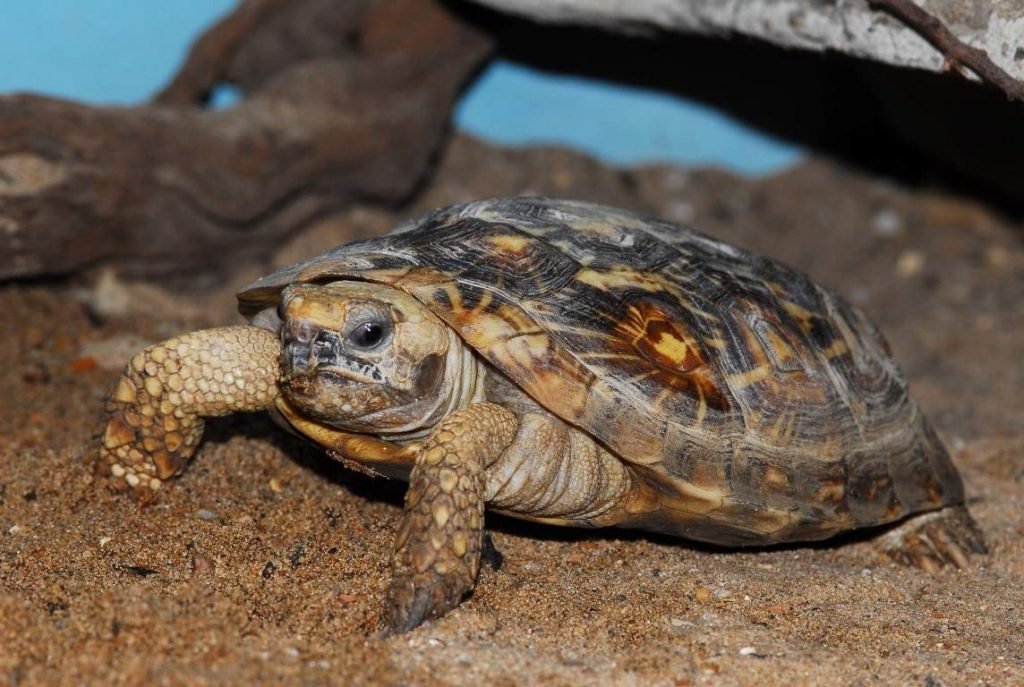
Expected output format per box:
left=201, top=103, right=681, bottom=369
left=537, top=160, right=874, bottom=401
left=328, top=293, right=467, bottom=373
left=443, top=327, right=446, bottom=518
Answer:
left=541, top=222, right=683, bottom=270
left=405, top=218, right=579, bottom=298
left=611, top=295, right=731, bottom=413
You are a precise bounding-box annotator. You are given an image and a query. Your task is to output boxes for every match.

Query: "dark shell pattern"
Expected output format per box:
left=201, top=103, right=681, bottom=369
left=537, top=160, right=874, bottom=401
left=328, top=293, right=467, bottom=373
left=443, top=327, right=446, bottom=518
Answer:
left=240, top=198, right=964, bottom=545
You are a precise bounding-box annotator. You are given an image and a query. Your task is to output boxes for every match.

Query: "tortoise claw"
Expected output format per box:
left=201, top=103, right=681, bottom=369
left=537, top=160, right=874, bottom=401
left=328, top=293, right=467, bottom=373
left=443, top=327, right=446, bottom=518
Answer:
left=384, top=533, right=502, bottom=633
left=877, top=505, right=988, bottom=571
left=385, top=568, right=472, bottom=634
left=481, top=533, right=504, bottom=572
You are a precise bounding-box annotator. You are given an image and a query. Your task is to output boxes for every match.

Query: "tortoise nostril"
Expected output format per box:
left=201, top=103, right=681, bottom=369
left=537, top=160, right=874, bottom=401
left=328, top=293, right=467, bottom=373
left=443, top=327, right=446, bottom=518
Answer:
left=283, top=320, right=314, bottom=345
left=281, top=321, right=316, bottom=373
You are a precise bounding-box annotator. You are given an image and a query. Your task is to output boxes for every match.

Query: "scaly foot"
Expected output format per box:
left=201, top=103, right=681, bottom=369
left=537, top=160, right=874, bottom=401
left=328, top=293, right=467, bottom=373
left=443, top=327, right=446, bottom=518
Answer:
left=97, top=326, right=281, bottom=490
left=385, top=402, right=517, bottom=633
left=877, top=505, right=987, bottom=572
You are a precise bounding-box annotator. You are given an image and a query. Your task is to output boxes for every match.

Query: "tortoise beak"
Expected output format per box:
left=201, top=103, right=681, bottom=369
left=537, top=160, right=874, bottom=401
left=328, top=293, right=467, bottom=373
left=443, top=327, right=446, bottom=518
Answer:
left=281, top=321, right=344, bottom=374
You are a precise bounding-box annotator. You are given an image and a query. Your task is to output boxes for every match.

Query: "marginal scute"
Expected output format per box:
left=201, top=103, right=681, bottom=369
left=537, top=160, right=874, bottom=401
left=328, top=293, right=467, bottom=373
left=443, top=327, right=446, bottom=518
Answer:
left=844, top=452, right=899, bottom=524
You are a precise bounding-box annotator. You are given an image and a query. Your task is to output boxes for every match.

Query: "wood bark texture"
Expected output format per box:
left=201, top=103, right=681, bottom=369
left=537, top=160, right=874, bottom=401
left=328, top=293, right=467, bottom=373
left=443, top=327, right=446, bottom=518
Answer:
left=0, top=0, right=492, bottom=279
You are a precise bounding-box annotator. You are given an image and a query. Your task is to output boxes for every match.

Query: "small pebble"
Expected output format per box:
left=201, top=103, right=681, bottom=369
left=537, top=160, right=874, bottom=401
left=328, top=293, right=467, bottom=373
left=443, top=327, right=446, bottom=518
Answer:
left=896, top=250, right=925, bottom=277
left=661, top=169, right=690, bottom=192
left=25, top=327, right=47, bottom=348
left=700, top=662, right=721, bottom=674
left=69, top=357, right=98, bottom=372
left=871, top=208, right=904, bottom=236
left=552, top=169, right=574, bottom=189
left=21, top=363, right=50, bottom=385
left=269, top=478, right=285, bottom=493
left=986, top=246, right=1010, bottom=268
left=192, top=555, right=215, bottom=576
left=88, top=269, right=134, bottom=317
left=196, top=509, right=218, bottom=521
left=565, top=551, right=585, bottom=565
left=99, top=537, right=112, bottom=547
left=739, top=646, right=758, bottom=656
left=694, top=587, right=712, bottom=603
left=848, top=286, right=870, bottom=304
left=666, top=200, right=695, bottom=223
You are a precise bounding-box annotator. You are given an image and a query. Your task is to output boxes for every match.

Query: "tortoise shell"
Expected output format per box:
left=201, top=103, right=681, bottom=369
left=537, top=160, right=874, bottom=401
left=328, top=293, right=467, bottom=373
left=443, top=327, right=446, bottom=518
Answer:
left=239, top=197, right=963, bottom=545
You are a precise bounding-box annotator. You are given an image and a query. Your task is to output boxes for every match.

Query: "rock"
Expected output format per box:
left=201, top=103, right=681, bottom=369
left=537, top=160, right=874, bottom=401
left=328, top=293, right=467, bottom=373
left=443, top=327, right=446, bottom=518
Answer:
left=459, top=0, right=1024, bottom=212
left=463, top=0, right=1024, bottom=78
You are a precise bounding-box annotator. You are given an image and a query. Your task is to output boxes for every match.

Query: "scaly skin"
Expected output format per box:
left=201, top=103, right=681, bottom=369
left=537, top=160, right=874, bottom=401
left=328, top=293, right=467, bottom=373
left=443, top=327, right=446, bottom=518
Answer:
left=98, top=326, right=281, bottom=489
left=876, top=505, right=988, bottom=572
left=386, top=402, right=518, bottom=633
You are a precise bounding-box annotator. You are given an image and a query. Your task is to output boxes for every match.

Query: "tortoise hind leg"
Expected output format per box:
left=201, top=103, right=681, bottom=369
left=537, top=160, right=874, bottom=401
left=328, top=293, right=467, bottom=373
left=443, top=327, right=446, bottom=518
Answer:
left=877, top=505, right=987, bottom=572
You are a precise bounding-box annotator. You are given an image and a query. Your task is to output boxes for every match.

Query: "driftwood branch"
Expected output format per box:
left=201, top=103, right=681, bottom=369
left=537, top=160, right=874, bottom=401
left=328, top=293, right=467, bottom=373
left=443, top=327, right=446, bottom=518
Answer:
left=868, top=0, right=1024, bottom=104
left=154, top=0, right=294, bottom=105
left=0, top=0, right=492, bottom=279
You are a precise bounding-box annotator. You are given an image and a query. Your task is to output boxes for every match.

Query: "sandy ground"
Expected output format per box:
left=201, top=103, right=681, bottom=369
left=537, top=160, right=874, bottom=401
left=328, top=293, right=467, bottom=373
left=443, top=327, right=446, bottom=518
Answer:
left=1, top=136, right=1022, bottom=686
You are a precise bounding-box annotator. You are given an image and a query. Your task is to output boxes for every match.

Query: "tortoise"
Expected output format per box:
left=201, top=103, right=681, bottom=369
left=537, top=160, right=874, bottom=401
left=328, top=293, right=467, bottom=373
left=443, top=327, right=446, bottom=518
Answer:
left=97, top=197, right=986, bottom=632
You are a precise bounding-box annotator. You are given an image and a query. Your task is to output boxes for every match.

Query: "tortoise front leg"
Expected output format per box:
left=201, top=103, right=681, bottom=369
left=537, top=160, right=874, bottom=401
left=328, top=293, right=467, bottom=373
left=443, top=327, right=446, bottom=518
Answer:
left=98, top=326, right=281, bottom=490
left=386, top=402, right=518, bottom=633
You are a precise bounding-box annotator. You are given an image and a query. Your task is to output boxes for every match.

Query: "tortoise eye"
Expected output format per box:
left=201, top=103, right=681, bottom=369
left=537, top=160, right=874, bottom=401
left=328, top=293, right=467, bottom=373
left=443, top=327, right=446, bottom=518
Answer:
left=348, top=319, right=391, bottom=350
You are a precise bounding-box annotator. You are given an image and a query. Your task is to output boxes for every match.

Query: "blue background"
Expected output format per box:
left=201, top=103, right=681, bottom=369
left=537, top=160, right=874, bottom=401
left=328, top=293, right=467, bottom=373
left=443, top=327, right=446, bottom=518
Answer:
left=0, top=1, right=801, bottom=176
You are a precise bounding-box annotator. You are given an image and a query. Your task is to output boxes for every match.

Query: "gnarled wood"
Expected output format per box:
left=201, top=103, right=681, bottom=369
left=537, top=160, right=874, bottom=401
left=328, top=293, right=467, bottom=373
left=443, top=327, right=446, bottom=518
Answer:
left=0, top=0, right=492, bottom=279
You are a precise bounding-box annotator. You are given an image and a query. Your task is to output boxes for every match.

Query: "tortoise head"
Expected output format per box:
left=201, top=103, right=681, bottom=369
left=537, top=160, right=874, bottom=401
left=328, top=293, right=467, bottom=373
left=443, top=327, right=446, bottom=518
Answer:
left=276, top=281, right=458, bottom=436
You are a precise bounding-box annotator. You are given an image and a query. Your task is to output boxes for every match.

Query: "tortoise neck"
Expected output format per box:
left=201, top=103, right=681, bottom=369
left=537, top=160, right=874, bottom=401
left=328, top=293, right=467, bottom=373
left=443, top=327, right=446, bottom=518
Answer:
left=440, top=329, right=488, bottom=420
left=378, top=328, right=486, bottom=442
